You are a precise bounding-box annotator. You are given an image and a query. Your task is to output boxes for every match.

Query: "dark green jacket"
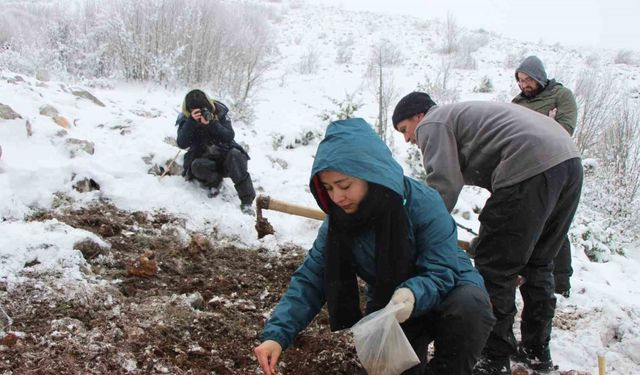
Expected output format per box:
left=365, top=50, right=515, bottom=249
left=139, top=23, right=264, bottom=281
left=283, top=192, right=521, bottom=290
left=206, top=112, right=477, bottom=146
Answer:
left=513, top=56, right=577, bottom=135
left=512, top=81, right=577, bottom=135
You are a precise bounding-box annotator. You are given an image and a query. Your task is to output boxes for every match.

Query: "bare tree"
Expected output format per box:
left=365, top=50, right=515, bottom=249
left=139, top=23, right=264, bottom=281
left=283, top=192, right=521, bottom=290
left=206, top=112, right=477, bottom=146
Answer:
left=225, top=3, right=275, bottom=115
left=299, top=45, right=320, bottom=75
left=417, top=57, right=459, bottom=104
left=440, top=12, right=459, bottom=54
left=600, top=101, right=640, bottom=204
left=572, top=68, right=621, bottom=154
left=366, top=39, right=401, bottom=146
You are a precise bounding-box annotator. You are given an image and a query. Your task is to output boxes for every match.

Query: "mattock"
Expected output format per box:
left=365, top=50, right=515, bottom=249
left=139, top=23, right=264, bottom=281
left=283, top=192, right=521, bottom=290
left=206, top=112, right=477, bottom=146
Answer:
left=255, top=195, right=325, bottom=239
left=254, top=194, right=471, bottom=251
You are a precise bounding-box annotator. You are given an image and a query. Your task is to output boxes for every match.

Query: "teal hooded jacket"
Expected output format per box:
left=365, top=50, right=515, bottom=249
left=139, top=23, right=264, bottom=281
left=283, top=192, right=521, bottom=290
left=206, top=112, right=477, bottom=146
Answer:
left=261, top=118, right=485, bottom=350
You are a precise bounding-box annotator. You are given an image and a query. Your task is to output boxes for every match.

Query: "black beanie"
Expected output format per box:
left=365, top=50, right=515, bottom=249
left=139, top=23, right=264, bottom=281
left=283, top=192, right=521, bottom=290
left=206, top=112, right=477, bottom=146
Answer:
left=392, top=92, right=436, bottom=129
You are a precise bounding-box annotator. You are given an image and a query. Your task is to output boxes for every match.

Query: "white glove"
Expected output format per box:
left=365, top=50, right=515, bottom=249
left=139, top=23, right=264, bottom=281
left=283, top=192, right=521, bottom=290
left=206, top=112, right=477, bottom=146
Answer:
left=389, top=287, right=415, bottom=323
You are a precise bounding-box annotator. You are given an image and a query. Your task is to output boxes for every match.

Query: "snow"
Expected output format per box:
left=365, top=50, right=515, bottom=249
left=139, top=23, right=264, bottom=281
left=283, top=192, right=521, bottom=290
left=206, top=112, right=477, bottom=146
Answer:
left=1, top=1, right=640, bottom=374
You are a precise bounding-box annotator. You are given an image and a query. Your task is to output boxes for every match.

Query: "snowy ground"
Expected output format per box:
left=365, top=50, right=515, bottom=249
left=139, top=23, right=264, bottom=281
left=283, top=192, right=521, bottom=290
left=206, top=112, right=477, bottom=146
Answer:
left=1, top=1, right=640, bottom=374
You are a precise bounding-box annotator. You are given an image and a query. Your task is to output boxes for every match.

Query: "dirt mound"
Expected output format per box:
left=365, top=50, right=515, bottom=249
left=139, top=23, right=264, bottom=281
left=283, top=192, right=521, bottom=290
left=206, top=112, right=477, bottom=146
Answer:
left=1, top=202, right=360, bottom=374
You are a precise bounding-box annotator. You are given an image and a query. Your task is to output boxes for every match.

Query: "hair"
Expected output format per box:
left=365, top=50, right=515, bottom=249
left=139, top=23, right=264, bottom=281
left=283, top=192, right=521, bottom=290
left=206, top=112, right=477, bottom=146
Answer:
left=184, top=89, right=214, bottom=112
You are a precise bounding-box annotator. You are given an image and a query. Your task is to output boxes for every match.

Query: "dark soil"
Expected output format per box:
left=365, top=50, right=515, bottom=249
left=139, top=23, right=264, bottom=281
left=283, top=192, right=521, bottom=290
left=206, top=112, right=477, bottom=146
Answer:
left=1, top=202, right=361, bottom=374
left=0, top=201, right=592, bottom=375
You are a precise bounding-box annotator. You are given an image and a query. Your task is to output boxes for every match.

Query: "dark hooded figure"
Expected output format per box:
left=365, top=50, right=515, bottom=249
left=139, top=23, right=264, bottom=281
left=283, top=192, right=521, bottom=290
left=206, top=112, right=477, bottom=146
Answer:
left=512, top=55, right=579, bottom=298
left=175, top=89, right=255, bottom=214
left=254, top=118, right=495, bottom=375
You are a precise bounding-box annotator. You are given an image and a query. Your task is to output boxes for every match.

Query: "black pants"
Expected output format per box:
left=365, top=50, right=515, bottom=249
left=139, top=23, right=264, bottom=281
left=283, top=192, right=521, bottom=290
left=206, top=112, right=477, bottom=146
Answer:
left=397, top=285, right=495, bottom=375
left=553, top=236, right=572, bottom=293
left=473, top=158, right=583, bottom=359
left=190, top=148, right=256, bottom=205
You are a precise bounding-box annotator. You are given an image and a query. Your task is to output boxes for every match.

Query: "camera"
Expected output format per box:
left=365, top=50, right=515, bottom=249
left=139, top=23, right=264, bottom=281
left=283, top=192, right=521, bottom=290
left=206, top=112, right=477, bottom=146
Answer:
left=201, top=108, right=215, bottom=122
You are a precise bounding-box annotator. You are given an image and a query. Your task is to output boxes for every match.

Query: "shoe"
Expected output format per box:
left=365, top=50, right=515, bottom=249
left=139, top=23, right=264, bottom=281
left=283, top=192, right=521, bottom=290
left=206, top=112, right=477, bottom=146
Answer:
left=513, top=345, right=556, bottom=373
left=240, top=203, right=255, bottom=215
left=207, top=187, right=220, bottom=198
left=555, top=289, right=570, bottom=298
left=473, top=356, right=510, bottom=375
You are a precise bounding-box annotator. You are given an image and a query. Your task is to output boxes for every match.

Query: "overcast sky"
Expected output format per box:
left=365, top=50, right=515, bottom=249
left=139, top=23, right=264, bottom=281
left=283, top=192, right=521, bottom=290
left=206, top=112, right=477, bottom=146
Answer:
left=316, top=0, right=639, bottom=51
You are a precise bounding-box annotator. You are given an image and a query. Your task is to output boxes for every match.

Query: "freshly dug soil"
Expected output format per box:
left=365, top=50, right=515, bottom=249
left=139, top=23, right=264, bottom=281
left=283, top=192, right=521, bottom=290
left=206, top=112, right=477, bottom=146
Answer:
left=1, top=202, right=360, bottom=374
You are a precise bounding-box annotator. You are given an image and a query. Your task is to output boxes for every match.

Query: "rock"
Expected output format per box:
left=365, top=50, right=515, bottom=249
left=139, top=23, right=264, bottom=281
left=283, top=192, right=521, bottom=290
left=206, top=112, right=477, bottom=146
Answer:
left=163, top=157, right=183, bottom=176
left=163, top=136, right=177, bottom=147
left=0, top=333, right=17, bottom=347
left=74, top=239, right=107, bottom=260
left=65, top=138, right=95, bottom=157
left=131, top=108, right=162, bottom=118
left=39, top=104, right=59, bottom=117
left=0, top=103, right=22, bottom=119
left=142, top=154, right=155, bottom=165
left=36, top=69, right=50, bottom=82
left=267, top=155, right=288, bottom=170
left=73, top=177, right=100, bottom=193
left=187, top=233, right=212, bottom=255
left=124, top=326, right=146, bottom=343
left=53, top=115, right=70, bottom=129
left=127, top=250, right=158, bottom=278
left=185, top=292, right=204, bottom=310
left=71, top=89, right=106, bottom=107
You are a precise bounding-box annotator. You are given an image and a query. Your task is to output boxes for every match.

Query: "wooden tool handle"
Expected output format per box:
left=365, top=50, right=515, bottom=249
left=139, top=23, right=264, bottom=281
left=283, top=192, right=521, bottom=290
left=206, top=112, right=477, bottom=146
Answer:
left=261, top=196, right=326, bottom=221
left=257, top=195, right=471, bottom=252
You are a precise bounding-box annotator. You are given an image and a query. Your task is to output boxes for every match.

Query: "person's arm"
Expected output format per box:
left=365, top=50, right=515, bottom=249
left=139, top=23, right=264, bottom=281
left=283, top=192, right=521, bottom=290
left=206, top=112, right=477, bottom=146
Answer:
left=416, top=122, right=464, bottom=212
left=399, top=184, right=459, bottom=317
left=259, top=221, right=329, bottom=350
left=176, top=113, right=198, bottom=149
left=207, top=115, right=235, bottom=144
left=206, top=103, right=236, bottom=143
left=553, top=88, right=577, bottom=135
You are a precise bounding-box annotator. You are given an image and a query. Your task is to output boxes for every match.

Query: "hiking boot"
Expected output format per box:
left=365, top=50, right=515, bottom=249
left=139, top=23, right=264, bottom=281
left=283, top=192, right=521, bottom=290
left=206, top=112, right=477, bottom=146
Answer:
left=241, top=203, right=255, bottom=216
left=513, top=345, right=556, bottom=373
left=473, top=356, right=510, bottom=375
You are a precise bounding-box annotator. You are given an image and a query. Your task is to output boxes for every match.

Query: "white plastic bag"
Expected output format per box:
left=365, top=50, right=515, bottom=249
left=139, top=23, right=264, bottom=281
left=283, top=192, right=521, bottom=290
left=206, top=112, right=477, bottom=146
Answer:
left=351, top=303, right=420, bottom=375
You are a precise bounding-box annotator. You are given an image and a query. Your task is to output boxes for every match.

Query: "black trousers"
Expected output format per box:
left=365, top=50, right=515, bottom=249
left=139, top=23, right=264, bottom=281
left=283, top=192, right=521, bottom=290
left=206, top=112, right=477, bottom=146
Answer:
left=190, top=148, right=256, bottom=205
left=473, top=158, right=583, bottom=359
left=553, top=236, right=572, bottom=293
left=397, top=285, right=495, bottom=375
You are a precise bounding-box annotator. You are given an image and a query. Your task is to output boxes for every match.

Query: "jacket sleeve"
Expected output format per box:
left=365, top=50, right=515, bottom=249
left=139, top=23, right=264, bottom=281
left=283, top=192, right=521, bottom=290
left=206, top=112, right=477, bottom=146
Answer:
left=207, top=114, right=235, bottom=144
left=554, top=87, right=577, bottom=135
left=399, top=186, right=458, bottom=317
left=260, top=221, right=329, bottom=350
left=176, top=114, right=197, bottom=149
left=416, top=122, right=464, bottom=212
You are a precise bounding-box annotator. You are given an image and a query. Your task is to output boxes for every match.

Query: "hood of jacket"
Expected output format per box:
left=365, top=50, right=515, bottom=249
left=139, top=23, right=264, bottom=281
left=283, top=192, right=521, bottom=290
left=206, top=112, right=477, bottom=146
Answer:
left=515, top=55, right=548, bottom=88
left=309, top=118, right=404, bottom=213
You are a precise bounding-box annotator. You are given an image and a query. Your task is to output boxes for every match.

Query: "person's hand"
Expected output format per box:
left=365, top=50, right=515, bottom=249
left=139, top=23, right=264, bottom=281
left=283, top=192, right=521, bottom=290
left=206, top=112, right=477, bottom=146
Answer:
left=255, top=340, right=282, bottom=375
left=548, top=107, right=558, bottom=119
left=468, top=236, right=479, bottom=258
left=190, top=108, right=210, bottom=125
left=388, top=287, right=415, bottom=323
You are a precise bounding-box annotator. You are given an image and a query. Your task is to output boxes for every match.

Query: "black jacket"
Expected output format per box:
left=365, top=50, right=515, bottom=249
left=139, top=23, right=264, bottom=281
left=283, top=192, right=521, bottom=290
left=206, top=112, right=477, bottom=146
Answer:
left=176, top=101, right=249, bottom=178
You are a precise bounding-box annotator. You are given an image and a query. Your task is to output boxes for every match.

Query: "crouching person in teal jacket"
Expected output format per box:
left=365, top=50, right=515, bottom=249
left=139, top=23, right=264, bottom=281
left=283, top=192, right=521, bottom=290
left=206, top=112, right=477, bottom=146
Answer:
left=254, top=118, right=495, bottom=375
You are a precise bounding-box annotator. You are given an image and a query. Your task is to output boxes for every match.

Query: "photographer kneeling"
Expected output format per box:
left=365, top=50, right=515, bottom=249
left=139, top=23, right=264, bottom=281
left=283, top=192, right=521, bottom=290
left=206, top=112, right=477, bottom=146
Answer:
left=176, top=89, right=256, bottom=214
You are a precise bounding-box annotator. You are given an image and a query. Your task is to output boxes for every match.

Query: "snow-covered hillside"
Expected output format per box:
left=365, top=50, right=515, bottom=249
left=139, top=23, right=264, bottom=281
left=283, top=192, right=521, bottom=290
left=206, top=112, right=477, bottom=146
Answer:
left=1, top=1, right=640, bottom=374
